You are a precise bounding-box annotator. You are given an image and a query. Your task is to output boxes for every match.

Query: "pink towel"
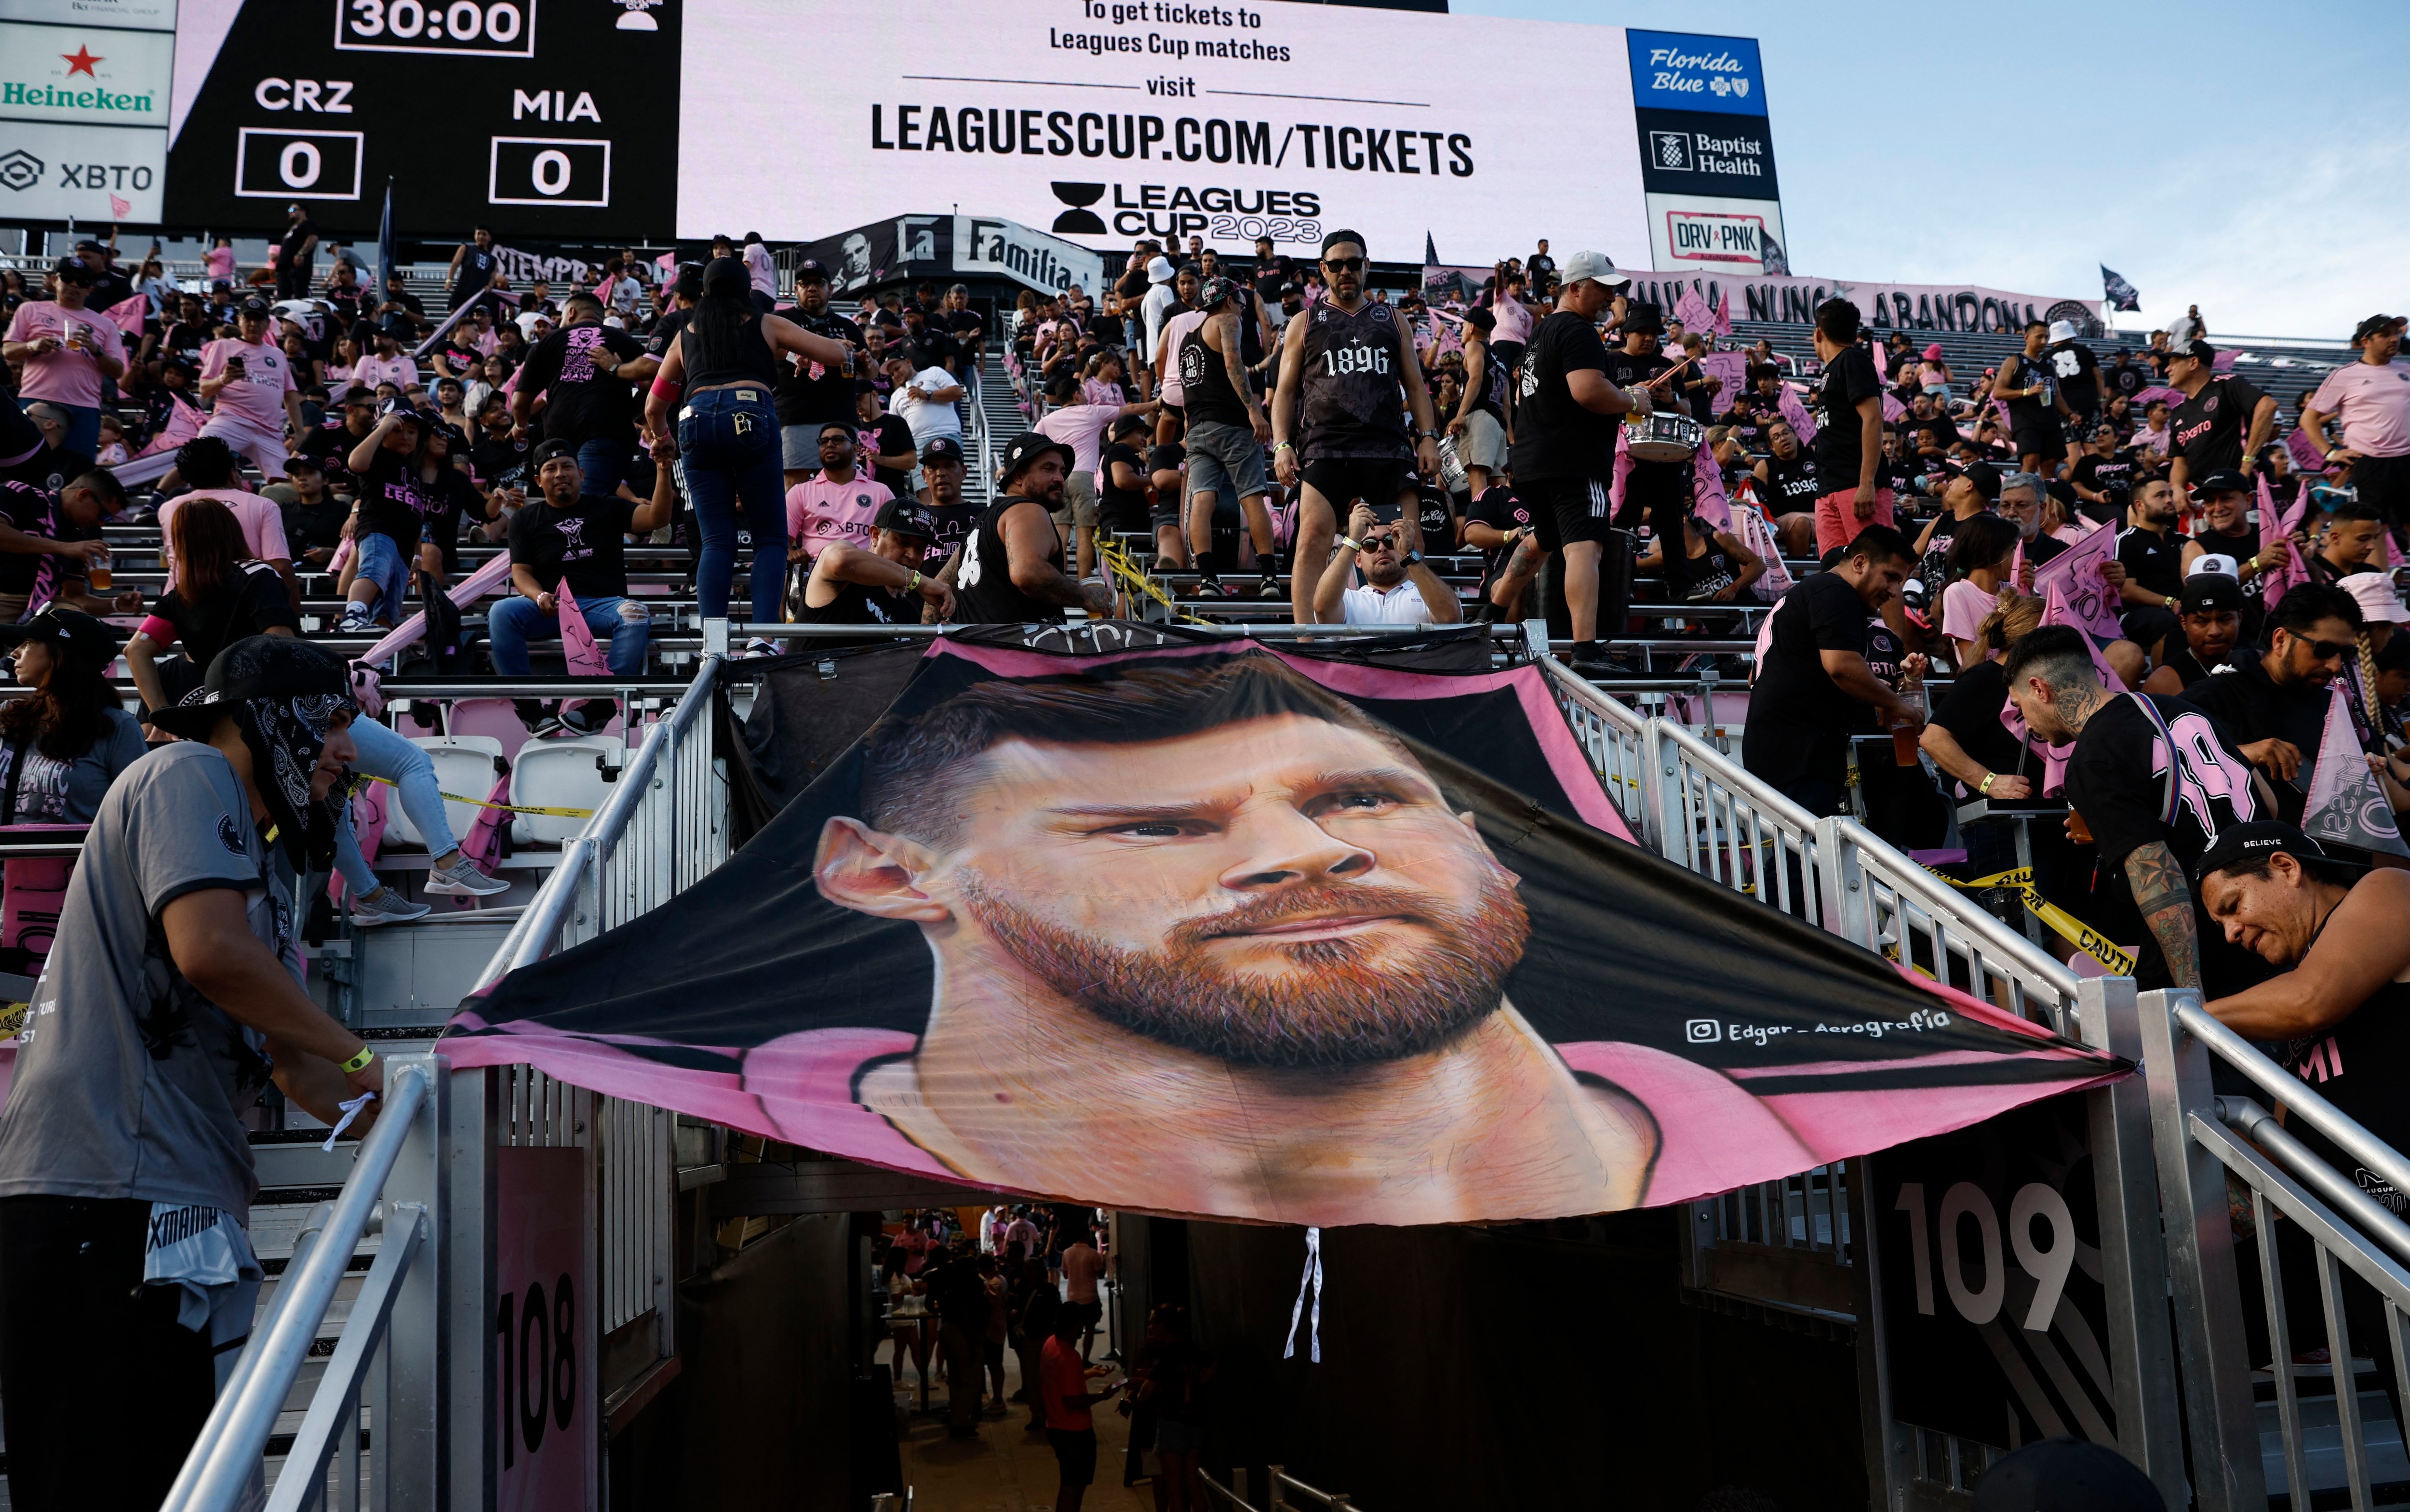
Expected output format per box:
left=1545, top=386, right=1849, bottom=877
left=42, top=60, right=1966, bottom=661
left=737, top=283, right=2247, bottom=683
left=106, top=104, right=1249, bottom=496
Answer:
left=556, top=582, right=609, bottom=675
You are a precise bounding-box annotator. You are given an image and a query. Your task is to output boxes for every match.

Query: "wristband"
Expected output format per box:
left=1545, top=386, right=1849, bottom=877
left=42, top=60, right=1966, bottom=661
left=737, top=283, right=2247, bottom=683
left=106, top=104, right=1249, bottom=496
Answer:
left=648, top=373, right=682, bottom=400
left=339, top=1045, right=376, bottom=1075
left=1337, top=536, right=1361, bottom=552
left=907, top=570, right=922, bottom=591
left=1979, top=772, right=1996, bottom=796
left=1273, top=441, right=1294, bottom=452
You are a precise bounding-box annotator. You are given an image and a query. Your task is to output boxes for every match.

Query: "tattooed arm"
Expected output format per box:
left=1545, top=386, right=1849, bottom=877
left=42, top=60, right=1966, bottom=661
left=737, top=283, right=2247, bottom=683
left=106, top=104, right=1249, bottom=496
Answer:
left=2125, top=839, right=2201, bottom=990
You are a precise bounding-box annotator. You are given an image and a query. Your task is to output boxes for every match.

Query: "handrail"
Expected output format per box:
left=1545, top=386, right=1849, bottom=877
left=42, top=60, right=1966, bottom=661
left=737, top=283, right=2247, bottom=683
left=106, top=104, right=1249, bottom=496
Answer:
left=2181, top=999, right=2410, bottom=1202
left=161, top=1062, right=434, bottom=1512
left=2215, top=1097, right=2410, bottom=1269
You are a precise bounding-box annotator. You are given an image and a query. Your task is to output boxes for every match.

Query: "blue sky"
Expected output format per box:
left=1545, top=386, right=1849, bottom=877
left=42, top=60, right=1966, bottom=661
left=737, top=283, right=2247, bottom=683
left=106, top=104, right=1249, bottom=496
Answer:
left=1450, top=0, right=2405, bottom=342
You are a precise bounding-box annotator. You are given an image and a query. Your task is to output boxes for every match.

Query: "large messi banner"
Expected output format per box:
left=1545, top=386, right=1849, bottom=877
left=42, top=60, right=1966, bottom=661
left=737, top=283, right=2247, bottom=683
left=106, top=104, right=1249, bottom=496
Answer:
left=443, top=637, right=2120, bottom=1227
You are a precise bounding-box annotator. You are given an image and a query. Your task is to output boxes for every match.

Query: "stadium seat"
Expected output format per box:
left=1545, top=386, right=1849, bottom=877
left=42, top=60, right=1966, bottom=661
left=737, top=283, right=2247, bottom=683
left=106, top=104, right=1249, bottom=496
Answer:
left=445, top=697, right=536, bottom=763
left=509, top=736, right=623, bottom=847
left=390, top=735, right=510, bottom=850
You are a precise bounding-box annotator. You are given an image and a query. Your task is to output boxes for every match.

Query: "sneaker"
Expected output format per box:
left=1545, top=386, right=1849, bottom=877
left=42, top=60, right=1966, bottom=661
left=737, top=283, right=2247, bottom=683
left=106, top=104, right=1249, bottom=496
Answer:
left=1258, top=571, right=1284, bottom=602
left=1194, top=575, right=1229, bottom=599
left=425, top=856, right=510, bottom=898
left=349, top=886, right=431, bottom=926
left=514, top=699, right=563, bottom=738
left=1568, top=644, right=1619, bottom=680
left=338, top=604, right=374, bottom=634
left=559, top=699, right=616, bottom=737
left=742, top=637, right=781, bottom=659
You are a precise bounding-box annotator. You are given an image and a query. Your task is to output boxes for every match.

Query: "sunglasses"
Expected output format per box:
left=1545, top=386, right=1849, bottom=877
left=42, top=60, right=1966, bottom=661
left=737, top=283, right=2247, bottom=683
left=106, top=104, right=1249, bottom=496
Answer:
left=2302, top=638, right=2355, bottom=662
left=1359, top=532, right=1399, bottom=550
left=1323, top=257, right=1366, bottom=273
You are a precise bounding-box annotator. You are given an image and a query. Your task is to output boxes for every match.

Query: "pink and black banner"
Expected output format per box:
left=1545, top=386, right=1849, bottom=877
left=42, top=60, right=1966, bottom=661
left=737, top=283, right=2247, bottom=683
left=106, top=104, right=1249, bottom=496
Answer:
left=443, top=636, right=2121, bottom=1227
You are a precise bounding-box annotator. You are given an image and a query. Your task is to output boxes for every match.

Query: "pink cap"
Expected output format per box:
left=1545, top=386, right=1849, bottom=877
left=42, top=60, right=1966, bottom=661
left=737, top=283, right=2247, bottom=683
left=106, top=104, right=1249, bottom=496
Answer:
left=2339, top=572, right=2409, bottom=626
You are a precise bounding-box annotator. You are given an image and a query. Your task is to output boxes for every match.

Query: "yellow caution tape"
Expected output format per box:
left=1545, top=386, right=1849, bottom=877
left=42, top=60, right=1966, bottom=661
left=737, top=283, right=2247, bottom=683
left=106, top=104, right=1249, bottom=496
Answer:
left=0, top=1003, right=25, bottom=1040
left=355, top=774, right=596, bottom=819
left=1098, top=538, right=1213, bottom=626
left=1927, top=863, right=2137, bottom=976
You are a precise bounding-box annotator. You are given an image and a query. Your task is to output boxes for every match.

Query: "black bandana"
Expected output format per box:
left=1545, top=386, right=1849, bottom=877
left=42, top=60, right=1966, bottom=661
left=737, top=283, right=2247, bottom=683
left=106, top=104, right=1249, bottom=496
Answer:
left=226, top=691, right=355, bottom=870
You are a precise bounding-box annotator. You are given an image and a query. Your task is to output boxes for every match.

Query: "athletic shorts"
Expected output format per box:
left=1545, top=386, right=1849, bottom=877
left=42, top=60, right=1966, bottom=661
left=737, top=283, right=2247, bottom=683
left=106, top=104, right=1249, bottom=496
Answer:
left=1455, top=410, right=1507, bottom=470
left=1185, top=418, right=1267, bottom=502
left=1299, top=458, right=1410, bottom=521
left=198, top=413, right=290, bottom=479
left=2353, top=452, right=2410, bottom=530
left=1523, top=474, right=1617, bottom=550
left=2012, top=425, right=2068, bottom=464
left=1812, top=486, right=1897, bottom=558
left=1048, top=1427, right=1098, bottom=1487
left=1058, top=468, right=1100, bottom=530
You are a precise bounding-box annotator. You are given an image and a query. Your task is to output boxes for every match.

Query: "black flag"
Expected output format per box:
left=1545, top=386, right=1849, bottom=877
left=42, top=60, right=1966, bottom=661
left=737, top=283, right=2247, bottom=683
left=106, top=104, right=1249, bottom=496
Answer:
left=2101, top=265, right=2141, bottom=312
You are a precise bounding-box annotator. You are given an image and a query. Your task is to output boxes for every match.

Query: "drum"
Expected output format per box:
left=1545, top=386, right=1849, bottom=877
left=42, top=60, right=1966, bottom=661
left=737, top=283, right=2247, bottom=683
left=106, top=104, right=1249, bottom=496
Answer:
left=1625, top=411, right=1703, bottom=463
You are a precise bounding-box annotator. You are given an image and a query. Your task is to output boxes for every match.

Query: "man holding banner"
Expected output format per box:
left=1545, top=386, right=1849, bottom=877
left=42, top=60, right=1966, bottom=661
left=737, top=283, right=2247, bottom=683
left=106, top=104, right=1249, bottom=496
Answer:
left=490, top=438, right=674, bottom=680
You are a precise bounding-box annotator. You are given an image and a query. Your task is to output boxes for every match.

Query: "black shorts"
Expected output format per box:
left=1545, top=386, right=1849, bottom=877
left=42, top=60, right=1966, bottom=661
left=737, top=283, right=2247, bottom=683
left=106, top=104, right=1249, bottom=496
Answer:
left=1524, top=475, right=1618, bottom=550
left=1299, top=459, right=1411, bottom=520
left=1048, top=1427, right=1098, bottom=1486
left=2013, top=425, right=2068, bottom=463
left=2354, top=452, right=2410, bottom=530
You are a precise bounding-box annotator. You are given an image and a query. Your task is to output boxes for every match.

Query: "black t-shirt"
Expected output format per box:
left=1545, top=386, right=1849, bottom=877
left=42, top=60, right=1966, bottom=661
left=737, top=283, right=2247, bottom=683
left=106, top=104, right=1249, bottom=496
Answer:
left=416, top=461, right=482, bottom=572
left=2047, top=341, right=2101, bottom=413
left=1815, top=344, right=1884, bottom=488
left=0, top=482, right=68, bottom=595
left=518, top=324, right=647, bottom=447
left=454, top=246, right=500, bottom=301
left=1464, top=482, right=1534, bottom=590
left=2001, top=351, right=2056, bottom=430
left=1760, top=451, right=1821, bottom=513
left=774, top=310, right=865, bottom=428
left=153, top=562, right=300, bottom=671
left=355, top=448, right=451, bottom=551
left=2063, top=692, right=2265, bottom=990
left=278, top=491, right=349, bottom=557
left=2115, top=524, right=2183, bottom=601
left=1253, top=255, right=1297, bottom=304
left=918, top=498, right=980, bottom=575
left=2177, top=660, right=2328, bottom=824
left=1851, top=616, right=1908, bottom=732
left=1413, top=484, right=1455, bottom=548
left=2108, top=362, right=2146, bottom=400
left=2024, top=531, right=2069, bottom=567
left=280, top=219, right=318, bottom=268
left=2171, top=375, right=2268, bottom=479
left=302, top=420, right=374, bottom=494
left=471, top=431, right=533, bottom=489
left=1097, top=442, right=1150, bottom=532
left=1742, top=572, right=1873, bottom=799
left=508, top=491, right=641, bottom=601
left=645, top=308, right=694, bottom=361
left=1931, top=658, right=2027, bottom=790
left=857, top=415, right=918, bottom=495
left=376, top=289, right=427, bottom=339
left=1509, top=311, right=1617, bottom=482
left=2070, top=451, right=2134, bottom=505
left=942, top=308, right=986, bottom=345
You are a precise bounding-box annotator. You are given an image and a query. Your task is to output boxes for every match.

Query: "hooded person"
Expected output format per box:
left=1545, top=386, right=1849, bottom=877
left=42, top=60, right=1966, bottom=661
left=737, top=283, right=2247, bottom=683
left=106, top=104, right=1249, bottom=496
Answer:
left=149, top=635, right=361, bottom=873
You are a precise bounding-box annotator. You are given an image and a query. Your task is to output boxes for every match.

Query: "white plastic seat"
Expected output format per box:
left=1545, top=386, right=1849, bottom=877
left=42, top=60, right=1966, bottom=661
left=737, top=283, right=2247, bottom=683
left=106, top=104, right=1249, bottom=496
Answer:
left=509, top=736, right=622, bottom=847
left=388, top=736, right=509, bottom=851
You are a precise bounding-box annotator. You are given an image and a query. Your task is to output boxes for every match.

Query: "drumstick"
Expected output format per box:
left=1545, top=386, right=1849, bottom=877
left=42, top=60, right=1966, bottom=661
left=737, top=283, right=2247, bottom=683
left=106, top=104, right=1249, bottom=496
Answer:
left=1644, top=355, right=1696, bottom=390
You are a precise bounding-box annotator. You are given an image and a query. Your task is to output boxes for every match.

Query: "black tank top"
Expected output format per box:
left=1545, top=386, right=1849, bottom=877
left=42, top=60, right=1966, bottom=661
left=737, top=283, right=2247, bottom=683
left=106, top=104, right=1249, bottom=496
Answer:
left=1235, top=286, right=1266, bottom=368
left=1299, top=299, right=1410, bottom=461
left=796, top=575, right=915, bottom=627
left=681, top=306, right=778, bottom=390
left=2278, top=969, right=2410, bottom=1215
left=1685, top=541, right=1740, bottom=599
left=1178, top=321, right=1248, bottom=428
left=954, top=498, right=1067, bottom=625
left=1763, top=451, right=1821, bottom=510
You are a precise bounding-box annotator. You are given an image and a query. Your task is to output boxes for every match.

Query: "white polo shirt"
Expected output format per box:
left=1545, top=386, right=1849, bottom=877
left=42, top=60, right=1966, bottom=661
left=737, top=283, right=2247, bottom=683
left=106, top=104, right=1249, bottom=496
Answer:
left=1341, top=577, right=1438, bottom=625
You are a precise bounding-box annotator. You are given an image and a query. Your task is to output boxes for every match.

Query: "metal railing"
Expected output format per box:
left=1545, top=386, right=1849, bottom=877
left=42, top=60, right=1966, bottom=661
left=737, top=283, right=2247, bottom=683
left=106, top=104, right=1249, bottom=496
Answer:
left=163, top=1058, right=441, bottom=1512
left=1200, top=1466, right=1369, bottom=1512
left=2142, top=988, right=2410, bottom=1512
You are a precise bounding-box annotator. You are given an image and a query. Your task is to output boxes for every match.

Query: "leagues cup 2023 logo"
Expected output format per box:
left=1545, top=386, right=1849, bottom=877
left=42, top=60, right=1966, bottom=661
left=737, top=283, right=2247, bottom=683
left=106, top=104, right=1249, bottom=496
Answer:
left=1052, top=181, right=1107, bottom=235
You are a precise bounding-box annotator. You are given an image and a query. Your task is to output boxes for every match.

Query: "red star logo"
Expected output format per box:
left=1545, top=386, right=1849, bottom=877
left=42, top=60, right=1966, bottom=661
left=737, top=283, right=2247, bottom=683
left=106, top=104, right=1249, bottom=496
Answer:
left=60, top=46, right=102, bottom=76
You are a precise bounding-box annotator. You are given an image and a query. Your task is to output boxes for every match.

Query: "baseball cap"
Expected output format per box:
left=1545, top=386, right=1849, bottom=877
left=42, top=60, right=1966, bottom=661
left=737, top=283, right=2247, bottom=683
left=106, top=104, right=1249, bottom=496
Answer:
left=873, top=499, right=937, bottom=539
left=2354, top=314, right=2407, bottom=346
left=1959, top=459, right=2003, bottom=502
left=0, top=606, right=122, bottom=673
left=530, top=438, right=578, bottom=468
left=2193, top=821, right=2369, bottom=886
left=377, top=397, right=425, bottom=426
left=2178, top=571, right=2246, bottom=616
left=920, top=435, right=965, bottom=466
left=2165, top=335, right=2216, bottom=365
left=1970, top=1438, right=2165, bottom=1512
left=1197, top=275, right=1235, bottom=310
left=238, top=295, right=271, bottom=318
left=1460, top=306, right=1496, bottom=334
left=2047, top=319, right=2079, bottom=344
left=2339, top=570, right=2409, bottom=626
left=1558, top=251, right=1630, bottom=290
left=147, top=635, right=350, bottom=742
left=2195, top=469, right=2250, bottom=497
left=793, top=258, right=830, bottom=284
left=51, top=258, right=93, bottom=285
left=997, top=431, right=1073, bottom=487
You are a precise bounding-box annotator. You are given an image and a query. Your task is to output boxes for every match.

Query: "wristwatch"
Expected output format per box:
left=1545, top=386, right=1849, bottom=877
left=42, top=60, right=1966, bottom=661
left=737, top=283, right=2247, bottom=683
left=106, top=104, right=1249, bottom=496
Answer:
left=1402, top=549, right=1424, bottom=567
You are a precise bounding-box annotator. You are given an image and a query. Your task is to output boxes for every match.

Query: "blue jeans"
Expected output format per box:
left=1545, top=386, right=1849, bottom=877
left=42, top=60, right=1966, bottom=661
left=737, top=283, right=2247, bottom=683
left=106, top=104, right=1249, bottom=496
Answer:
left=353, top=531, right=410, bottom=619
left=488, top=592, right=649, bottom=676
left=674, top=387, right=786, bottom=624
left=576, top=437, right=625, bottom=501
left=52, top=403, right=100, bottom=462
left=334, top=715, right=458, bottom=894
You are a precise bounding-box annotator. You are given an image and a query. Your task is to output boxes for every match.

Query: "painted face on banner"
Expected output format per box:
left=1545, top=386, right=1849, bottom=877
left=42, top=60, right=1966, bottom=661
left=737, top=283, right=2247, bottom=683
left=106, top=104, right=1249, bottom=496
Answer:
left=896, top=713, right=1531, bottom=1067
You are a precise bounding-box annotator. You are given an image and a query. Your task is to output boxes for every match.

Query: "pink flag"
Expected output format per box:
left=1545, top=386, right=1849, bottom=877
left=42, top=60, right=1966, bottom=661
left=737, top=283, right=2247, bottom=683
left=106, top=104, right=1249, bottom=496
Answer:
left=655, top=252, right=677, bottom=278
left=555, top=582, right=609, bottom=675
left=2301, top=684, right=2410, bottom=858
left=1775, top=383, right=1818, bottom=443
left=456, top=772, right=513, bottom=876
left=2288, top=428, right=2330, bottom=475
left=2259, top=470, right=2310, bottom=609
left=1880, top=391, right=1906, bottom=422
left=2031, top=519, right=2124, bottom=642
left=1691, top=444, right=1731, bottom=531
left=128, top=393, right=203, bottom=459
left=2134, top=386, right=2184, bottom=410
left=2010, top=536, right=2026, bottom=590
left=2041, top=580, right=2122, bottom=685
left=1731, top=501, right=1792, bottom=600
left=1713, top=294, right=1732, bottom=339
left=1699, top=349, right=1748, bottom=401
left=1674, top=285, right=1713, bottom=332
left=103, top=293, right=146, bottom=342
left=107, top=193, right=131, bottom=220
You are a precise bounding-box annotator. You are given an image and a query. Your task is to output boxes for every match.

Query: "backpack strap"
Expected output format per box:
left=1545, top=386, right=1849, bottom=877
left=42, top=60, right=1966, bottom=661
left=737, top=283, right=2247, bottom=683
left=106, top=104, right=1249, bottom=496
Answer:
left=2124, top=691, right=2181, bottom=827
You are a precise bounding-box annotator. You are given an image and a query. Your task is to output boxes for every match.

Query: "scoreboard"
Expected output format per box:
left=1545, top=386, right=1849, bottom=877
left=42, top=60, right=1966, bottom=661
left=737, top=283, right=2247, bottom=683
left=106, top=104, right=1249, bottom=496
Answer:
left=164, top=0, right=679, bottom=236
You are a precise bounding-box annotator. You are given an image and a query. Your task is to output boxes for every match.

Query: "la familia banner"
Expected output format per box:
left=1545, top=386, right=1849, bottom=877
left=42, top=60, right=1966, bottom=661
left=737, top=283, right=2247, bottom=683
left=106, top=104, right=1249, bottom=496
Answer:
left=443, top=639, right=2120, bottom=1227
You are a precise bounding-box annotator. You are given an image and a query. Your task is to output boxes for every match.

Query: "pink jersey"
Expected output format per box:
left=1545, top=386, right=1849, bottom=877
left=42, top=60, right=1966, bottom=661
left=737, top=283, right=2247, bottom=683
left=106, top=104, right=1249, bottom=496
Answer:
left=785, top=472, right=893, bottom=557
left=158, top=488, right=293, bottom=587
left=354, top=351, right=419, bottom=391
left=3, top=301, right=120, bottom=408
left=1034, top=401, right=1126, bottom=477
left=205, top=247, right=238, bottom=284
left=198, top=337, right=296, bottom=430
left=2307, top=359, right=2410, bottom=459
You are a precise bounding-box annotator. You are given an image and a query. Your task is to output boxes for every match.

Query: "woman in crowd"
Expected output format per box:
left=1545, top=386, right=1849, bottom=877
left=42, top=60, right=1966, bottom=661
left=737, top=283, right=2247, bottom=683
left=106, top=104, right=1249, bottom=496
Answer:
left=126, top=497, right=299, bottom=714
left=0, top=607, right=146, bottom=826
left=326, top=327, right=364, bottom=391
left=644, top=256, right=855, bottom=644
left=1937, top=515, right=2026, bottom=670
left=1917, top=342, right=1953, bottom=396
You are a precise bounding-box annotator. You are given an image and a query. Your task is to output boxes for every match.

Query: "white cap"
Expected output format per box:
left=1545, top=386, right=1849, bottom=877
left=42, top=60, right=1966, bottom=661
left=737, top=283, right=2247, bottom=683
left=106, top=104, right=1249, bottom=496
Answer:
left=2188, top=553, right=2239, bottom=579
left=2340, top=571, right=2410, bottom=625
left=1559, top=251, right=1631, bottom=290
left=1147, top=256, right=1177, bottom=284
left=2047, top=319, right=2078, bottom=344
